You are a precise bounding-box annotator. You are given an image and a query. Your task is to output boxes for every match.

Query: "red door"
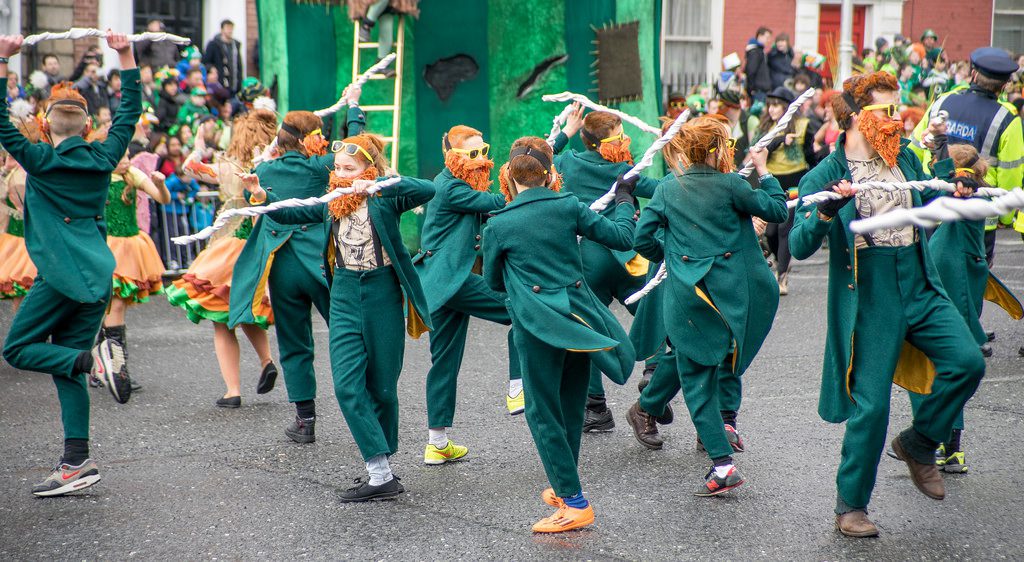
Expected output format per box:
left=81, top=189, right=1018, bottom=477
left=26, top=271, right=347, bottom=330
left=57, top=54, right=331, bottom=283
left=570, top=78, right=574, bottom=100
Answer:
left=818, top=4, right=866, bottom=82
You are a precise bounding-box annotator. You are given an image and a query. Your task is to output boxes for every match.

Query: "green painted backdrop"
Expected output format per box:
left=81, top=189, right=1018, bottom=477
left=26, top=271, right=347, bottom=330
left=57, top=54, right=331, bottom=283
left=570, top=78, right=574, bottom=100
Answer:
left=255, top=0, right=666, bottom=249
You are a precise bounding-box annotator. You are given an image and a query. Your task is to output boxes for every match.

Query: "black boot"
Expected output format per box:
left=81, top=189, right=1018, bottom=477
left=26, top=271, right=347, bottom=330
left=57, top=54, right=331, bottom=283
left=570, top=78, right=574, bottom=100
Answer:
left=285, top=415, right=316, bottom=444
left=358, top=17, right=375, bottom=42
left=583, top=395, right=614, bottom=432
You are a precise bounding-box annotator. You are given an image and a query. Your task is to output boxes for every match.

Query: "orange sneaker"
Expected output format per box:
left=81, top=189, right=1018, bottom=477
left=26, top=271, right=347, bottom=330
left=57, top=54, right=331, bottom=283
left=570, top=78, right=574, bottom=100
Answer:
left=541, top=488, right=565, bottom=508
left=531, top=505, right=595, bottom=533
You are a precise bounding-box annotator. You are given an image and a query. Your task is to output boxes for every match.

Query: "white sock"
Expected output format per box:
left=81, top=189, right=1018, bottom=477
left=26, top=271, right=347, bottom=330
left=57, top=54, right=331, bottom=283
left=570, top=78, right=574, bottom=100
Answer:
left=508, top=379, right=523, bottom=397
left=428, top=428, right=448, bottom=449
left=713, top=464, right=734, bottom=479
left=366, top=454, right=393, bottom=486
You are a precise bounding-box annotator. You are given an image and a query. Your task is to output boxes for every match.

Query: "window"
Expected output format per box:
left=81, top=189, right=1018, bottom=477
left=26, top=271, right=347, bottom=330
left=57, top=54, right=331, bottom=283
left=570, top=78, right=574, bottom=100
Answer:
left=661, top=0, right=713, bottom=96
left=993, top=0, right=1024, bottom=55
left=134, top=0, right=205, bottom=48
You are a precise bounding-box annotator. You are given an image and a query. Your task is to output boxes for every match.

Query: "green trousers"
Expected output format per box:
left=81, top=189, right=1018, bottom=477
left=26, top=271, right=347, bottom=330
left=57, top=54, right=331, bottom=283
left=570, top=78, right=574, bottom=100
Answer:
left=3, top=276, right=108, bottom=440
left=639, top=348, right=741, bottom=419
left=837, top=246, right=984, bottom=511
left=580, top=240, right=646, bottom=397
left=908, top=390, right=965, bottom=433
left=268, top=244, right=331, bottom=403
left=639, top=346, right=734, bottom=460
left=330, top=266, right=405, bottom=461
left=426, top=274, right=521, bottom=428
left=517, top=326, right=591, bottom=498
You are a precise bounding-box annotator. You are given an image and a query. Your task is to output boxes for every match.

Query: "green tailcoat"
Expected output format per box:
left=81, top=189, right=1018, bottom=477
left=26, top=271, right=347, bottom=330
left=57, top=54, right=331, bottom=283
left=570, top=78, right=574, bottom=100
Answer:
left=261, top=176, right=436, bottom=336
left=634, top=165, right=788, bottom=375
left=552, top=132, right=659, bottom=273
left=790, top=135, right=955, bottom=423
left=0, top=70, right=142, bottom=303
left=228, top=152, right=334, bottom=328
left=482, top=187, right=637, bottom=383
left=414, top=168, right=505, bottom=312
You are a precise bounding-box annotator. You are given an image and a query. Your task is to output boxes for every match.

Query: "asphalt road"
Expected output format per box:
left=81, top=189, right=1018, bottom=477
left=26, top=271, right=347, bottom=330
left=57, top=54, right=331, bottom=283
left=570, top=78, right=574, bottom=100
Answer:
left=2, top=230, right=1023, bottom=560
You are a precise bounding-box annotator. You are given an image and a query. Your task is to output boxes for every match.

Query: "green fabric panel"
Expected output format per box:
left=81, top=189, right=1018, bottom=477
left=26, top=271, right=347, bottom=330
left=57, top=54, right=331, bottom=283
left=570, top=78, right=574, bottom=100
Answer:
left=256, top=0, right=289, bottom=112
left=653, top=0, right=663, bottom=113
left=413, top=0, right=491, bottom=181
left=283, top=2, right=338, bottom=113
left=616, top=0, right=664, bottom=179
left=487, top=0, right=567, bottom=161
left=562, top=0, right=615, bottom=153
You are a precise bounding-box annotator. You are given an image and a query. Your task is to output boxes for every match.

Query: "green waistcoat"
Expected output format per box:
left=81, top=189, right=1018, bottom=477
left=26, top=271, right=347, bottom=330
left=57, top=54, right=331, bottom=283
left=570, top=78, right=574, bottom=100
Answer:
left=552, top=132, right=660, bottom=272
left=228, top=151, right=334, bottom=328
left=482, top=187, right=637, bottom=383
left=414, top=167, right=506, bottom=313
left=790, top=135, right=954, bottom=423
left=634, top=165, right=788, bottom=375
left=261, top=176, right=436, bottom=337
left=0, top=69, right=142, bottom=303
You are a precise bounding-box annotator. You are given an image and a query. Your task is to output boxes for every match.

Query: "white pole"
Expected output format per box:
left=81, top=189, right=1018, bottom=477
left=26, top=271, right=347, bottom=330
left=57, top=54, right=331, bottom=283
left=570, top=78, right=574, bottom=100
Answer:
left=838, top=0, right=854, bottom=83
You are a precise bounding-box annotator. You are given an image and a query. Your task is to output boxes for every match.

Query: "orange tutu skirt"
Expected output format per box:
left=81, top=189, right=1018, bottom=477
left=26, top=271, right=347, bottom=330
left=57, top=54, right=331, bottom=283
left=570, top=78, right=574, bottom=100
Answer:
left=107, top=232, right=165, bottom=304
left=0, top=232, right=37, bottom=298
left=166, top=236, right=274, bottom=327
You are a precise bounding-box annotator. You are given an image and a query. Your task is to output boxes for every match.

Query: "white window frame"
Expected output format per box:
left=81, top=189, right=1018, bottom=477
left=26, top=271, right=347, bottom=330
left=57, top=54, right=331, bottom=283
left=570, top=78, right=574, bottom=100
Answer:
left=992, top=0, right=1024, bottom=54
left=659, top=0, right=724, bottom=91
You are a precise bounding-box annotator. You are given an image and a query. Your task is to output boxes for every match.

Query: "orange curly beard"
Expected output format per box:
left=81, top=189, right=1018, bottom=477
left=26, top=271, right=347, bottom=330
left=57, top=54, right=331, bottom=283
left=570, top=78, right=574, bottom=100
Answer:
left=446, top=151, right=494, bottom=191
left=327, top=166, right=379, bottom=219
left=599, top=137, right=634, bottom=165
left=498, top=163, right=562, bottom=203
left=303, top=134, right=328, bottom=157
left=857, top=110, right=903, bottom=167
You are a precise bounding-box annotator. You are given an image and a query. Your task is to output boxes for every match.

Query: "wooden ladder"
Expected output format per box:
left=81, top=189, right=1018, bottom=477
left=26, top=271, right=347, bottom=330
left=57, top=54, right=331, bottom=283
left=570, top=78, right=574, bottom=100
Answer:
left=351, top=15, right=405, bottom=170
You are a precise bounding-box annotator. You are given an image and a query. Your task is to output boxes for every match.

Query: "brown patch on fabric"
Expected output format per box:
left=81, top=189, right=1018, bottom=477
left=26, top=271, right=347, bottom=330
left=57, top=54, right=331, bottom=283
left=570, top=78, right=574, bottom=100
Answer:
left=445, top=151, right=493, bottom=191
left=856, top=110, right=903, bottom=167
left=327, top=166, right=379, bottom=220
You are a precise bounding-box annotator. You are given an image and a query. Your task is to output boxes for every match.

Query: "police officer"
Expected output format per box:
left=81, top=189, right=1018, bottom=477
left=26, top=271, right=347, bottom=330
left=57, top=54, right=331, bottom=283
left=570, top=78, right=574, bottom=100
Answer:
left=911, top=47, right=1023, bottom=266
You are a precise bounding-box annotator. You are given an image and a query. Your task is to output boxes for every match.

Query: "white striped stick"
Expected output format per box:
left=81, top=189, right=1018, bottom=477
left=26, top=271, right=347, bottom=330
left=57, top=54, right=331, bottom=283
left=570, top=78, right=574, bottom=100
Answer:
left=789, top=179, right=1007, bottom=209
left=171, top=176, right=403, bottom=245
left=850, top=187, right=1024, bottom=234
left=24, top=28, right=190, bottom=46
left=542, top=92, right=661, bottom=137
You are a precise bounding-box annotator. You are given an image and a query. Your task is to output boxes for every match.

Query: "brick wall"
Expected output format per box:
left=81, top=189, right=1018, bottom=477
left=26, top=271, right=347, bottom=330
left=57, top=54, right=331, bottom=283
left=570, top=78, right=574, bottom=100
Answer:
left=722, top=0, right=797, bottom=71
left=901, top=0, right=993, bottom=62
left=21, top=0, right=78, bottom=78
left=246, top=0, right=259, bottom=78
left=72, top=0, right=100, bottom=64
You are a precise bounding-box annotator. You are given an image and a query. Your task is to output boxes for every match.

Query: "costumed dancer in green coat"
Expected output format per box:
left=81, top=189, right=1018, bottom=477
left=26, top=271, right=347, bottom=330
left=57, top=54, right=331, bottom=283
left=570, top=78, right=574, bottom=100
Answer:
left=898, top=142, right=1022, bottom=473
left=789, top=71, right=985, bottom=538
left=550, top=106, right=661, bottom=431
left=625, top=115, right=787, bottom=495
left=244, top=133, right=435, bottom=502
left=228, top=110, right=339, bottom=438
left=417, top=124, right=522, bottom=466
left=0, top=32, right=142, bottom=496
left=483, top=136, right=637, bottom=533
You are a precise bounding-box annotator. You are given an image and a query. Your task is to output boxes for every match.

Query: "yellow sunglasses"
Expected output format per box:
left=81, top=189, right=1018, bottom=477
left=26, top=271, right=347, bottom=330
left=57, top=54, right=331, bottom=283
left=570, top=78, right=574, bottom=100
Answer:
left=449, top=143, right=490, bottom=159
left=862, top=103, right=899, bottom=118
left=668, top=101, right=686, bottom=109
left=600, top=133, right=625, bottom=144
left=330, top=140, right=374, bottom=163
left=708, top=137, right=738, bottom=153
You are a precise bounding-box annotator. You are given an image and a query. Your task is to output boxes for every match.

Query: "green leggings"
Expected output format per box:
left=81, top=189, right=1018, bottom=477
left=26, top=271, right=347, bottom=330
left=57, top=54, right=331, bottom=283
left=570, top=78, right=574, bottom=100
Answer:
left=4, top=277, right=108, bottom=440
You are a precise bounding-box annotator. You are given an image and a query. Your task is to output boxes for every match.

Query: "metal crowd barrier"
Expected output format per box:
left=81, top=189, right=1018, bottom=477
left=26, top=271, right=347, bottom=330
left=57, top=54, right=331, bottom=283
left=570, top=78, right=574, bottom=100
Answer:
left=151, top=190, right=222, bottom=276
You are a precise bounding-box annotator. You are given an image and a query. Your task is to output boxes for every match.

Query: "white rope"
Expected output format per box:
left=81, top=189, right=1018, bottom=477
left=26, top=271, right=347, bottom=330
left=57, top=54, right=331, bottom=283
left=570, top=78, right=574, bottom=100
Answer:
left=790, top=179, right=1007, bottom=209
left=850, top=187, right=1024, bottom=234
left=624, top=91, right=816, bottom=305
left=171, top=176, right=403, bottom=245
left=542, top=92, right=661, bottom=137
left=590, top=109, right=690, bottom=213
left=254, top=54, right=397, bottom=164
left=737, top=88, right=816, bottom=178
left=24, top=28, right=191, bottom=46
left=546, top=104, right=575, bottom=146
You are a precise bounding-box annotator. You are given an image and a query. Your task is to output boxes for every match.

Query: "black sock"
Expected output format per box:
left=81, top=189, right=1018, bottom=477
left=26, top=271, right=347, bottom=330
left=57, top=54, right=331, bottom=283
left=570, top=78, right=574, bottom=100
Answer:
left=72, top=351, right=94, bottom=375
left=586, top=394, right=607, bottom=412
left=721, top=410, right=737, bottom=429
left=712, top=455, right=733, bottom=467
left=296, top=399, right=316, bottom=420
left=947, top=429, right=962, bottom=452
left=105, top=325, right=126, bottom=347
left=63, top=438, right=89, bottom=465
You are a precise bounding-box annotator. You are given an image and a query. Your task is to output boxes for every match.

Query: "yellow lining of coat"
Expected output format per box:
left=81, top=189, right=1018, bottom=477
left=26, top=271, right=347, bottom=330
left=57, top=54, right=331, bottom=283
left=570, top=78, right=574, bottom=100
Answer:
left=845, top=246, right=858, bottom=401
left=694, top=285, right=739, bottom=371
left=568, top=313, right=614, bottom=352
left=984, top=275, right=1024, bottom=320
left=624, top=254, right=650, bottom=277
left=252, top=251, right=277, bottom=320
left=406, top=301, right=429, bottom=339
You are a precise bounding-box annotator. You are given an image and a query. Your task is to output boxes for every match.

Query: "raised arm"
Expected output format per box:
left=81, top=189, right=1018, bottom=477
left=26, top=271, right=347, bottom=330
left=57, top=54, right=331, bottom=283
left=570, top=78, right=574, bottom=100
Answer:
left=732, top=174, right=788, bottom=223
left=446, top=178, right=506, bottom=213
left=633, top=189, right=667, bottom=263
left=101, top=32, right=142, bottom=164
left=576, top=199, right=635, bottom=251
left=377, top=176, right=436, bottom=213
left=135, top=168, right=171, bottom=204
left=0, top=35, right=48, bottom=172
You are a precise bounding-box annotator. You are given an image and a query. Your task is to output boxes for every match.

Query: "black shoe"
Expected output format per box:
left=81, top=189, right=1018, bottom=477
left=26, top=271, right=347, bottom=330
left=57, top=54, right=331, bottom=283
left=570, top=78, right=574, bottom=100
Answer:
left=638, top=365, right=655, bottom=392
left=285, top=415, right=316, bottom=443
left=339, top=476, right=404, bottom=502
left=1019, top=346, right=1024, bottom=358
left=986, top=330, right=996, bottom=342
left=358, top=18, right=374, bottom=42
left=655, top=403, right=674, bottom=425
left=216, top=396, right=241, bottom=408
left=256, top=362, right=278, bottom=394
left=981, top=343, right=993, bottom=358
left=583, top=401, right=615, bottom=433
